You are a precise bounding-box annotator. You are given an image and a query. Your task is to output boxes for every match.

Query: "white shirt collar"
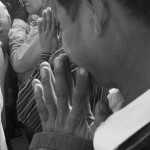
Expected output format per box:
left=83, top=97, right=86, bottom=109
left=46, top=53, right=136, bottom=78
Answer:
left=94, top=90, right=150, bottom=150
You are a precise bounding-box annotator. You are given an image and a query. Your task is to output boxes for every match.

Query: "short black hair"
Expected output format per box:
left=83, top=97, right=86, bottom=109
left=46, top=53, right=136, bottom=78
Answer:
left=56, top=0, right=81, bottom=21
left=57, top=0, right=150, bottom=26
left=117, top=0, right=150, bottom=27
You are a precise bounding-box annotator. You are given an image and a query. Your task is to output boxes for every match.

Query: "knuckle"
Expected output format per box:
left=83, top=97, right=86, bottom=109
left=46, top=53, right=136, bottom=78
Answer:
left=55, top=87, right=68, bottom=98
left=37, top=105, right=47, bottom=115
left=34, top=91, right=42, bottom=99
left=73, top=91, right=85, bottom=101
left=77, top=78, right=87, bottom=88
left=65, top=117, right=81, bottom=134
left=55, top=116, right=66, bottom=131
left=45, top=95, right=56, bottom=105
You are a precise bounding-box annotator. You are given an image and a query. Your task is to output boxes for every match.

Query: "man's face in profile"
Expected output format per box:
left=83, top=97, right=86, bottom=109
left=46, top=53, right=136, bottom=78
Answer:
left=56, top=2, right=100, bottom=73
left=55, top=0, right=112, bottom=86
left=55, top=0, right=143, bottom=88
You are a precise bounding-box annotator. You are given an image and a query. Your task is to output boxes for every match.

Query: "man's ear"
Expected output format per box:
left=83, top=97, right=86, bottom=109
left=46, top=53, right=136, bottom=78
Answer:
left=85, top=0, right=109, bottom=37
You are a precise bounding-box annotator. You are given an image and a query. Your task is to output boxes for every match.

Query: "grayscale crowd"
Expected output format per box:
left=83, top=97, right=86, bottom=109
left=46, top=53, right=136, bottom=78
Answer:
left=0, top=0, right=150, bottom=150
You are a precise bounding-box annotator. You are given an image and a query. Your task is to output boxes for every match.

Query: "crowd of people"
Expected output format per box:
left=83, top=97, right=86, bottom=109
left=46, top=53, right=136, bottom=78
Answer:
left=0, top=0, right=150, bottom=150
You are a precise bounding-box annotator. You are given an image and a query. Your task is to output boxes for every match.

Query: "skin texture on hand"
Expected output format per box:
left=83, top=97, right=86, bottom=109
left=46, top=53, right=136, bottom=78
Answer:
left=32, top=54, right=112, bottom=142
left=37, top=7, right=58, bottom=54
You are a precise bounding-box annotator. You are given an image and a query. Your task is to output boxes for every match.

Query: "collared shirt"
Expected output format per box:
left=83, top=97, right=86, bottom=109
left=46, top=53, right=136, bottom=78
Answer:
left=9, top=18, right=42, bottom=84
left=94, top=89, right=150, bottom=150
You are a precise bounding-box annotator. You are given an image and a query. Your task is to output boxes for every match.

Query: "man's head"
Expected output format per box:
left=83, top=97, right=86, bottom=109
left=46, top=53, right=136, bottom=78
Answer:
left=55, top=0, right=150, bottom=88
left=56, top=0, right=150, bottom=25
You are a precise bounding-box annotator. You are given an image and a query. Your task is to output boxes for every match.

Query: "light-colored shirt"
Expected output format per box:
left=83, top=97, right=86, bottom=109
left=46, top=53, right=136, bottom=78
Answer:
left=94, top=89, right=150, bottom=150
left=0, top=2, right=10, bottom=149
left=0, top=87, right=7, bottom=150
left=9, top=19, right=43, bottom=84
left=0, top=43, right=7, bottom=150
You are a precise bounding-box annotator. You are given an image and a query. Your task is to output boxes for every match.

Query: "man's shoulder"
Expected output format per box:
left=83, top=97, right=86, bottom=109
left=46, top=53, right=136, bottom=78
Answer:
left=118, top=122, right=150, bottom=150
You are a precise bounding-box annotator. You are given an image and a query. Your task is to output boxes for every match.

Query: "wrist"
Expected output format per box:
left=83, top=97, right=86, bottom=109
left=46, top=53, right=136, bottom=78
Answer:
left=30, top=132, right=93, bottom=150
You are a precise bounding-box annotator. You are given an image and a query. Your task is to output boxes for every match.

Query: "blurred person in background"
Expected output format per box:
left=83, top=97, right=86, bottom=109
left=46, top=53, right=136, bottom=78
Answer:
left=0, top=1, right=11, bottom=150
left=8, top=0, right=59, bottom=143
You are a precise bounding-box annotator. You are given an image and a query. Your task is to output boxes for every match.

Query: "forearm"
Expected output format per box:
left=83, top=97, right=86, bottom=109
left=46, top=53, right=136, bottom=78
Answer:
left=10, top=42, right=41, bottom=73
left=9, top=19, right=42, bottom=73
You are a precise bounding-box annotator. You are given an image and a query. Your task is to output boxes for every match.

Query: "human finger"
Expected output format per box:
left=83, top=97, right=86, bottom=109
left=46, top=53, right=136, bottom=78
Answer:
left=37, top=18, right=42, bottom=35
left=58, top=54, right=73, bottom=104
left=54, top=55, right=70, bottom=125
left=42, top=10, right=46, bottom=31
left=46, top=7, right=52, bottom=33
left=50, top=15, right=56, bottom=35
left=65, top=57, right=74, bottom=105
left=97, top=100, right=112, bottom=123
left=40, top=66, right=57, bottom=123
left=32, top=80, right=49, bottom=124
left=90, top=100, right=112, bottom=138
left=40, top=62, right=55, bottom=86
left=85, top=99, right=94, bottom=125
left=66, top=68, right=89, bottom=132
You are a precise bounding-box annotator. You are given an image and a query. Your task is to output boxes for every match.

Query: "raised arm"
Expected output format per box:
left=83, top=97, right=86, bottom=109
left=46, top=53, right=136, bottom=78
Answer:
left=9, top=7, right=44, bottom=73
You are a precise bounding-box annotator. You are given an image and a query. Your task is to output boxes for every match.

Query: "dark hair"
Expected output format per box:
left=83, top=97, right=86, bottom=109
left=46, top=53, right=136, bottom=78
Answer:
left=117, top=0, right=150, bottom=27
left=56, top=0, right=81, bottom=21
left=57, top=0, right=150, bottom=25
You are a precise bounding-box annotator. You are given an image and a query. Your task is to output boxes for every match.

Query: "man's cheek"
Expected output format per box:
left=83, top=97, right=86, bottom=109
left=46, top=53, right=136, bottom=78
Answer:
left=62, top=38, right=72, bottom=57
left=62, top=32, right=71, bottom=52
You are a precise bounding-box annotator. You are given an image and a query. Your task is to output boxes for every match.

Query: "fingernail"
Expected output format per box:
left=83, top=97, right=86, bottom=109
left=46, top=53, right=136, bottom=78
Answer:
left=41, top=67, right=47, bottom=78
left=54, top=57, right=62, bottom=69
left=34, top=84, right=39, bottom=94
left=79, top=68, right=87, bottom=75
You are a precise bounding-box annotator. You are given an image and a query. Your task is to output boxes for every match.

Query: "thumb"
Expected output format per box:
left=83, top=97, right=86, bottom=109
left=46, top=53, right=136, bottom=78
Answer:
left=95, top=100, right=111, bottom=124
left=37, top=18, right=42, bottom=35
left=90, top=101, right=112, bottom=139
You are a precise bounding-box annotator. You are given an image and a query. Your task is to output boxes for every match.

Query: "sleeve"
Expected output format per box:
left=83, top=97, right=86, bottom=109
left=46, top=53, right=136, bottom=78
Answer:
left=30, top=132, right=94, bottom=150
left=0, top=88, right=7, bottom=150
left=0, top=44, right=7, bottom=150
left=9, top=19, right=42, bottom=73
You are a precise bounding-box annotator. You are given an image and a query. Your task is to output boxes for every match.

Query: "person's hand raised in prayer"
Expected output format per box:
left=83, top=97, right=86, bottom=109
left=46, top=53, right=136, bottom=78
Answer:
left=37, top=7, right=58, bottom=54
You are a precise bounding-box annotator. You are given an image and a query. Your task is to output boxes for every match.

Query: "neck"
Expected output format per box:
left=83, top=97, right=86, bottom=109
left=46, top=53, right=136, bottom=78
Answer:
left=119, top=75, right=150, bottom=108
left=113, top=30, right=150, bottom=107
